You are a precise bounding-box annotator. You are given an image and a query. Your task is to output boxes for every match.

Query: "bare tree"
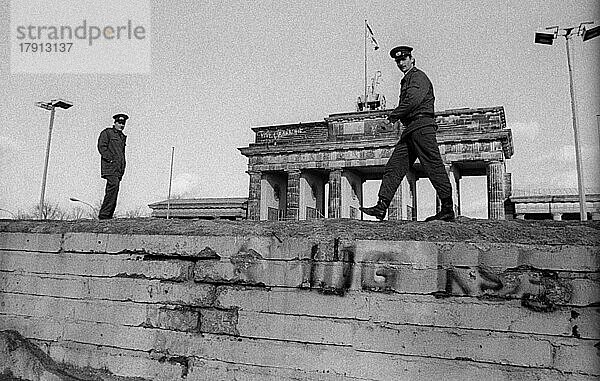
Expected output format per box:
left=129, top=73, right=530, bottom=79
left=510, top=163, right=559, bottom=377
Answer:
left=18, top=201, right=69, bottom=220
left=42, top=202, right=69, bottom=220
left=119, top=206, right=147, bottom=218
left=16, top=210, right=31, bottom=219
left=69, top=206, right=88, bottom=220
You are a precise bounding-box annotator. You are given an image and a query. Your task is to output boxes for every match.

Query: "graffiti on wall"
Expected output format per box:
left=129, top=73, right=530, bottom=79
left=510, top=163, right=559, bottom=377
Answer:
left=199, top=239, right=574, bottom=312
left=360, top=252, right=398, bottom=293
left=445, top=265, right=573, bottom=311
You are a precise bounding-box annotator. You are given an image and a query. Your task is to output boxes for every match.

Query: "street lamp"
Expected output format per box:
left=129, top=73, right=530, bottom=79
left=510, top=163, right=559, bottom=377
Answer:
left=36, top=98, right=73, bottom=220
left=535, top=22, right=599, bottom=221
left=0, top=208, right=17, bottom=219
left=69, top=197, right=98, bottom=218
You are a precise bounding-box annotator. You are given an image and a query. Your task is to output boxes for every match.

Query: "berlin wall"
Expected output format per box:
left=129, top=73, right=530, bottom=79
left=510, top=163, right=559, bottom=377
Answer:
left=0, top=219, right=599, bottom=380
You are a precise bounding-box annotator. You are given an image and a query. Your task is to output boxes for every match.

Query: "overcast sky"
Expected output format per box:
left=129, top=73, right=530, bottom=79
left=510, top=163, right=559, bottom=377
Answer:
left=1, top=0, right=599, bottom=219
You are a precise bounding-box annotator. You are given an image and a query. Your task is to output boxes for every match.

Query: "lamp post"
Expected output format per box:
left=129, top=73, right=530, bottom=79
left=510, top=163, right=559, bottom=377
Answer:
left=36, top=99, right=73, bottom=220
left=69, top=197, right=98, bottom=218
left=535, top=22, right=599, bottom=221
left=0, top=208, right=17, bottom=219
left=597, top=114, right=600, bottom=150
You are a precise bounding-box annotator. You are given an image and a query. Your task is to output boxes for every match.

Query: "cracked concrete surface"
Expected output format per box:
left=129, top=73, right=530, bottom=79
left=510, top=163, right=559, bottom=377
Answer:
left=0, top=219, right=598, bottom=380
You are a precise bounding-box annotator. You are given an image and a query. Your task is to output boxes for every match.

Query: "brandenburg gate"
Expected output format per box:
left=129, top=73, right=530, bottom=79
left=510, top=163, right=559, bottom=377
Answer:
left=239, top=106, right=513, bottom=221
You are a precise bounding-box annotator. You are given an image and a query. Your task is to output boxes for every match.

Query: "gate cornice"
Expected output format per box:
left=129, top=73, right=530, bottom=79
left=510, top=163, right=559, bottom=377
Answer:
left=239, top=130, right=513, bottom=158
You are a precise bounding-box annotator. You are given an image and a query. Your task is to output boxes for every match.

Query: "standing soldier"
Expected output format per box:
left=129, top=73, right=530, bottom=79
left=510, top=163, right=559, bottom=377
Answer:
left=97, top=113, right=128, bottom=220
left=360, top=46, right=455, bottom=222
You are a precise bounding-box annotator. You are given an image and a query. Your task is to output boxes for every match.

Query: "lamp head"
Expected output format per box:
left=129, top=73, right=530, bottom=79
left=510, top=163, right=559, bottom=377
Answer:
left=51, top=99, right=73, bottom=109
left=36, top=99, right=73, bottom=110
left=535, top=32, right=555, bottom=45
left=582, top=25, right=600, bottom=42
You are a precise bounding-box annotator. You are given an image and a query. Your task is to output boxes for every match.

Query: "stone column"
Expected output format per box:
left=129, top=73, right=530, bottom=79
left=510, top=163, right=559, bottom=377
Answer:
left=328, top=169, right=342, bottom=219
left=388, top=182, right=404, bottom=220
left=341, top=170, right=362, bottom=219
left=247, top=171, right=262, bottom=221
left=285, top=170, right=301, bottom=221
left=503, top=173, right=514, bottom=218
left=487, top=161, right=506, bottom=220
left=446, top=164, right=461, bottom=216
left=388, top=172, right=416, bottom=221
left=504, top=173, right=512, bottom=198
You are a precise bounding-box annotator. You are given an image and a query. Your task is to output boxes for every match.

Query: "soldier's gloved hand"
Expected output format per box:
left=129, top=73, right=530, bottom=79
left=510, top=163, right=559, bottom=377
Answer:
left=378, top=119, right=393, bottom=132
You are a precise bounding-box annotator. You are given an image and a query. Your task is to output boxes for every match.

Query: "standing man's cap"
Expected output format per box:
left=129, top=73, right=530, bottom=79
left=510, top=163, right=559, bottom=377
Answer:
left=113, top=113, right=129, bottom=123
left=390, top=45, right=413, bottom=59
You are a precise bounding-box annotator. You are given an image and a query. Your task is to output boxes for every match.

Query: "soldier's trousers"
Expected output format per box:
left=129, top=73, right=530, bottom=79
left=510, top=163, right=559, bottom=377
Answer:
left=99, top=175, right=121, bottom=219
left=378, top=125, right=452, bottom=203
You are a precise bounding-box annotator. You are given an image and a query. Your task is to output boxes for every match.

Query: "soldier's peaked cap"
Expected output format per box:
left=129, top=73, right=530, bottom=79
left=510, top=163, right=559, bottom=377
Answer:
left=390, top=46, right=413, bottom=59
left=113, top=113, right=129, bottom=123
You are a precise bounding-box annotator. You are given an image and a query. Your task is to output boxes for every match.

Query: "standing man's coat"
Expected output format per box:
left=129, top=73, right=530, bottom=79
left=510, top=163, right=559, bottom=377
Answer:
left=97, top=113, right=129, bottom=219
left=98, top=127, right=127, bottom=179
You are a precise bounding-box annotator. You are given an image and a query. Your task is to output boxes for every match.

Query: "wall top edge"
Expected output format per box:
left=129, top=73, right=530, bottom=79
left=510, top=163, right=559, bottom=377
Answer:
left=0, top=218, right=598, bottom=246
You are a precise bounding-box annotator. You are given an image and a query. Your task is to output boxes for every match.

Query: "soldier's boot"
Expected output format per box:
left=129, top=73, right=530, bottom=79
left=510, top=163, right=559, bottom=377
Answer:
left=359, top=199, right=389, bottom=221
left=425, top=197, right=455, bottom=222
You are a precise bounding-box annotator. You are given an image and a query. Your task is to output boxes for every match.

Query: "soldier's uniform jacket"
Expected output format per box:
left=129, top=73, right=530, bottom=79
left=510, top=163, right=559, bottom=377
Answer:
left=98, top=127, right=127, bottom=179
left=387, top=66, right=436, bottom=137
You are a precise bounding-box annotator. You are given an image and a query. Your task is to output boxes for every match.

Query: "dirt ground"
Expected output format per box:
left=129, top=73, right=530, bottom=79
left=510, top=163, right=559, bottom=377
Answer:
left=1, top=217, right=598, bottom=246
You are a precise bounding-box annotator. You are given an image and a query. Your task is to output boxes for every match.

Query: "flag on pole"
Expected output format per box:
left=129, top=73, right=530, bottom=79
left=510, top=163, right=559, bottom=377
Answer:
left=366, top=21, right=379, bottom=50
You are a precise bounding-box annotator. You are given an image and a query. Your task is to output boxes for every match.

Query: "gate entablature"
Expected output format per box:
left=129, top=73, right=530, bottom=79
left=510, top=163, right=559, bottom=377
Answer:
left=435, top=106, right=513, bottom=163
left=239, top=106, right=514, bottom=221
left=243, top=106, right=512, bottom=159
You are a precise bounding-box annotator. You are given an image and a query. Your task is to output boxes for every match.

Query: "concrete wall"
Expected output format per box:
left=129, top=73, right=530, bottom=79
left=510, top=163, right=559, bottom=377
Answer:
left=1, top=229, right=599, bottom=380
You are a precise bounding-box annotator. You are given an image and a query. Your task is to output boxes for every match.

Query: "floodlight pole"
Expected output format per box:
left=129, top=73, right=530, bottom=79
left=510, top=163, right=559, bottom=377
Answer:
left=364, top=20, right=368, bottom=111
left=563, top=28, right=587, bottom=221
left=36, top=99, right=73, bottom=220
left=39, top=106, right=57, bottom=220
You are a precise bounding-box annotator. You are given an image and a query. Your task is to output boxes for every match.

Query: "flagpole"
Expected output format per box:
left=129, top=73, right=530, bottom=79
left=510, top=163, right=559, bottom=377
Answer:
left=364, top=19, right=367, bottom=111
left=166, top=146, right=174, bottom=219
